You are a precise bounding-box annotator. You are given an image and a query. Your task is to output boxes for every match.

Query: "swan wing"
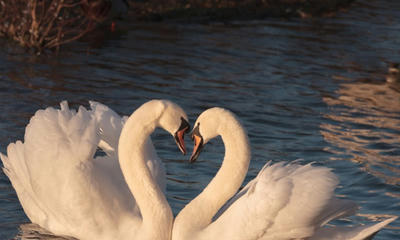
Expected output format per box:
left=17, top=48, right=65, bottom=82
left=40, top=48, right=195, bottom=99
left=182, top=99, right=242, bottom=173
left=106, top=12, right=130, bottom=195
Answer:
left=208, top=162, right=359, bottom=240
left=1, top=102, right=146, bottom=239
left=89, top=101, right=166, bottom=191
left=89, top=101, right=124, bottom=156
left=1, top=102, right=102, bottom=232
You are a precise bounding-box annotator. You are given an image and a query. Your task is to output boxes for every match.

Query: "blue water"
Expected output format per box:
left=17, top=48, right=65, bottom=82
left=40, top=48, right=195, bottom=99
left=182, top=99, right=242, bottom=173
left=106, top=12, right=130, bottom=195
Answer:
left=0, top=0, right=399, bottom=239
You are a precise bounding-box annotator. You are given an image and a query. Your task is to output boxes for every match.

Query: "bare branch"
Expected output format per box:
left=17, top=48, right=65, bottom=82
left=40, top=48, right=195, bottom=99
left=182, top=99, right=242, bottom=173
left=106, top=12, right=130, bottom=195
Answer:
left=0, top=0, right=103, bottom=53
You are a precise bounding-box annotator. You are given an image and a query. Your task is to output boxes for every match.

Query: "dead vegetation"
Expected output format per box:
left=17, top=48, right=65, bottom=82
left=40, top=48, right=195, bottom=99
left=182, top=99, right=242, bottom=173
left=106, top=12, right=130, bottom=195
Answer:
left=0, top=0, right=101, bottom=53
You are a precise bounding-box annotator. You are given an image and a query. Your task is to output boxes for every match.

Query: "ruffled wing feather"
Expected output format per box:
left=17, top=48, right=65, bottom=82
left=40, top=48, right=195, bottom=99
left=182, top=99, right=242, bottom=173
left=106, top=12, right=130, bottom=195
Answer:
left=208, top=162, right=363, bottom=240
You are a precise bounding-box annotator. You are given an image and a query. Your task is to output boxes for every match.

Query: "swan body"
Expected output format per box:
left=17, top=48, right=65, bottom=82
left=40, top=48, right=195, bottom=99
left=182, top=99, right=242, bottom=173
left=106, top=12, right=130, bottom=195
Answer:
left=1, top=100, right=189, bottom=240
left=173, top=107, right=397, bottom=240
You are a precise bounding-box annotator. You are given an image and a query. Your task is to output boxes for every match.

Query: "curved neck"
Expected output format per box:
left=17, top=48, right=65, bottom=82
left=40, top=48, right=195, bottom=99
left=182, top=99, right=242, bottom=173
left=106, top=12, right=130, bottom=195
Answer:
left=175, top=116, right=250, bottom=234
left=118, top=105, right=172, bottom=237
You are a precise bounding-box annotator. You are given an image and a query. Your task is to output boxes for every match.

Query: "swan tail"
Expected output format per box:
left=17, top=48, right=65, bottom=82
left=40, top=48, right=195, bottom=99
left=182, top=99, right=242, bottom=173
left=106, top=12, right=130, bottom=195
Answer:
left=310, top=216, right=397, bottom=240
left=350, top=217, right=398, bottom=240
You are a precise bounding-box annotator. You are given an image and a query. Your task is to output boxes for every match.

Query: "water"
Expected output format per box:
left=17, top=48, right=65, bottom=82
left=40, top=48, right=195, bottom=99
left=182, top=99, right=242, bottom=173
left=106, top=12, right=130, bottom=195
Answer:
left=0, top=0, right=399, bottom=239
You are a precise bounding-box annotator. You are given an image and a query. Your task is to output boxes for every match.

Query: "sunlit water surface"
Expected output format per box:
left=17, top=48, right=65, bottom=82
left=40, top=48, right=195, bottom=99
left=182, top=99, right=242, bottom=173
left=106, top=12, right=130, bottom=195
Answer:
left=0, top=0, right=399, bottom=239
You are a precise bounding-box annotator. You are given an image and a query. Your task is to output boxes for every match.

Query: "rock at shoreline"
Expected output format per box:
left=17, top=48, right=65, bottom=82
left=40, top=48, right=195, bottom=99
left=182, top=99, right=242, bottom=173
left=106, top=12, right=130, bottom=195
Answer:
left=128, top=0, right=356, bottom=21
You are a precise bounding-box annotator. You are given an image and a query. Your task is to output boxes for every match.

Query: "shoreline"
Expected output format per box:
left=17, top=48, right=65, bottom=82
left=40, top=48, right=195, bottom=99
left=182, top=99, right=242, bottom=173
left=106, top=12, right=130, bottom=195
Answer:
left=128, top=0, right=356, bottom=22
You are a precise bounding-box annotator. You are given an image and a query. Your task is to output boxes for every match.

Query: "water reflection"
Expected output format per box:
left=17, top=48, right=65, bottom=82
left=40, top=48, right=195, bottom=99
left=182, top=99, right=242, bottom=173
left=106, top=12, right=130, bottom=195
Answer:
left=321, top=79, right=400, bottom=185
left=15, top=223, right=77, bottom=240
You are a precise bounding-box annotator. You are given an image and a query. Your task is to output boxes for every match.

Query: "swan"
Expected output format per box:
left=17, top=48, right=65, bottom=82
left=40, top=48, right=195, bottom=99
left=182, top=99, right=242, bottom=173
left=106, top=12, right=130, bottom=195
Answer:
left=1, top=99, right=190, bottom=240
left=173, top=107, right=397, bottom=240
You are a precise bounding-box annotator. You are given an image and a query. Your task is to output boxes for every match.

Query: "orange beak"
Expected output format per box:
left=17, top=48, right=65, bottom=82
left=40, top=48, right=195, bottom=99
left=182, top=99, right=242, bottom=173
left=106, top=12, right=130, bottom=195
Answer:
left=174, top=118, right=190, bottom=155
left=174, top=127, right=188, bottom=154
left=190, top=134, right=204, bottom=163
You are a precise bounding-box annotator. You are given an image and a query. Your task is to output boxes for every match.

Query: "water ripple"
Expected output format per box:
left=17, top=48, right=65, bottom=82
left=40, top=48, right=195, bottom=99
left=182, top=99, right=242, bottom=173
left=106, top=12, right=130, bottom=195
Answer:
left=0, top=0, right=399, bottom=239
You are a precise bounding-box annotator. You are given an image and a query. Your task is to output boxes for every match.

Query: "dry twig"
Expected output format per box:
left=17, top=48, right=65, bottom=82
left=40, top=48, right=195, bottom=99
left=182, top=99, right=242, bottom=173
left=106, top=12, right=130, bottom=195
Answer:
left=0, top=0, right=100, bottom=52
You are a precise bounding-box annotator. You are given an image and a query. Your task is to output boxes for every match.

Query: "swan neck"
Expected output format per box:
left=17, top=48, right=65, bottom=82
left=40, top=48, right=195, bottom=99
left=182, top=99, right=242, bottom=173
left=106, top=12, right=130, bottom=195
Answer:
left=118, top=107, right=172, bottom=236
left=175, top=115, right=250, bottom=235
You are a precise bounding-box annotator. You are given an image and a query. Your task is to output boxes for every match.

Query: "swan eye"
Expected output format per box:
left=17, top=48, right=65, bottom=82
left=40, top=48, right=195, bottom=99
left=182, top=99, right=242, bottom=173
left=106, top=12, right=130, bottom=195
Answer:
left=192, top=123, right=201, bottom=138
left=178, top=117, right=190, bottom=133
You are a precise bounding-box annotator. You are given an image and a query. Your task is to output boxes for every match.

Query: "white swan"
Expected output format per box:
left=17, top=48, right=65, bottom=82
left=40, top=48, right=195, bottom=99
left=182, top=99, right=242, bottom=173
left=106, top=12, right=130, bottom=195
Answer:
left=173, top=107, right=397, bottom=240
left=1, top=99, right=190, bottom=240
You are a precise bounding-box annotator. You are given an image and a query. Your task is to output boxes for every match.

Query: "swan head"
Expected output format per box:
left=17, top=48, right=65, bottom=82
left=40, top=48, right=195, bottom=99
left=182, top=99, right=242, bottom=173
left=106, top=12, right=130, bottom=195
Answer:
left=157, top=100, right=190, bottom=155
left=189, top=108, right=230, bottom=162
